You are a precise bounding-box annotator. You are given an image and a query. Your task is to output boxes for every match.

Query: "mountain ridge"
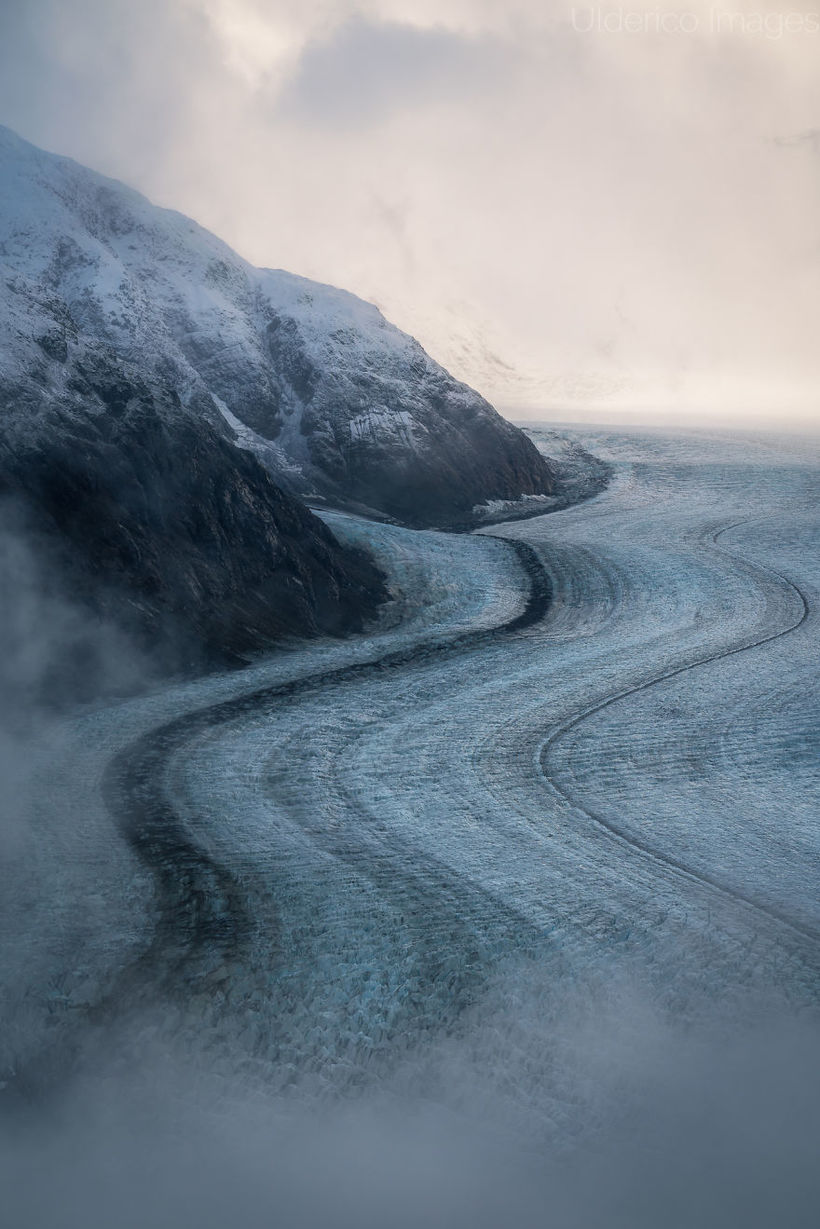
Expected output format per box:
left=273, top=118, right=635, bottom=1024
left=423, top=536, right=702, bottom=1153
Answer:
left=0, top=125, right=566, bottom=690
left=0, top=123, right=556, bottom=527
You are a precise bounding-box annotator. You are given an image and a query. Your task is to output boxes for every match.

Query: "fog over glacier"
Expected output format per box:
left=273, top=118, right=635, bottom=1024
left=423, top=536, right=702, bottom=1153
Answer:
left=2, top=427, right=818, bottom=1227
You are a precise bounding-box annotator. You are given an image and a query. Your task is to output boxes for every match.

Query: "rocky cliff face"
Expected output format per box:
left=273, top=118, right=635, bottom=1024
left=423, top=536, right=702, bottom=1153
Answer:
left=0, top=285, right=387, bottom=682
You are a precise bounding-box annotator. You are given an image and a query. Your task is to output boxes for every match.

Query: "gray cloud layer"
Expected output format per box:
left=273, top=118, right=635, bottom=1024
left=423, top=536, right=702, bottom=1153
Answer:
left=277, top=17, right=513, bottom=127
left=1, top=0, right=818, bottom=424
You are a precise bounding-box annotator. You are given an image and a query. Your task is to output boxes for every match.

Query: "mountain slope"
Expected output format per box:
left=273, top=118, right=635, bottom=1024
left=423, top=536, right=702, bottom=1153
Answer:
left=0, top=137, right=393, bottom=682
left=0, top=341, right=388, bottom=690
left=0, top=125, right=555, bottom=528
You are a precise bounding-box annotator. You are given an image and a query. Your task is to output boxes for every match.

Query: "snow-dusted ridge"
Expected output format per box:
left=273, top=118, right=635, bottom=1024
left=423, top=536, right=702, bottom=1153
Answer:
left=0, top=124, right=555, bottom=528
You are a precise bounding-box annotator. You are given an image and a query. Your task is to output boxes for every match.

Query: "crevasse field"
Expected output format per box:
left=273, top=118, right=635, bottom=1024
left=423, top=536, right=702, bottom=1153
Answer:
left=2, top=426, right=819, bottom=1228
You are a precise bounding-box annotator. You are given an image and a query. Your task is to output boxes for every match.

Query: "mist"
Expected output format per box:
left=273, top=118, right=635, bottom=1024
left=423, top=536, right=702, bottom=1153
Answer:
left=0, top=0, right=818, bottom=425
left=2, top=959, right=820, bottom=1229
left=0, top=505, right=159, bottom=1089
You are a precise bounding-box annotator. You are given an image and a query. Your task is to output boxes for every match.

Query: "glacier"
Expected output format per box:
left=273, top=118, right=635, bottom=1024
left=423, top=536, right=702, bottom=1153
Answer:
left=1, top=424, right=818, bottom=1227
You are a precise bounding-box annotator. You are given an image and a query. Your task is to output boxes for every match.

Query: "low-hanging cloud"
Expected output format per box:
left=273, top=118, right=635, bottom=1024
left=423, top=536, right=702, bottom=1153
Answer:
left=0, top=2, right=817, bottom=418
left=276, top=16, right=515, bottom=128
left=2, top=958, right=820, bottom=1229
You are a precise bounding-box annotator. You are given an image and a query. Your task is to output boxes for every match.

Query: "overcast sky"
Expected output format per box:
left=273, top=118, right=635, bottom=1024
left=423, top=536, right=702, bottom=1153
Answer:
left=1, top=0, right=819, bottom=425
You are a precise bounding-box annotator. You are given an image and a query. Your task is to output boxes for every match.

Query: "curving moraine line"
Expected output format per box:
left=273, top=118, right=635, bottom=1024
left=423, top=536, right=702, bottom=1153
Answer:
left=0, top=538, right=553, bottom=1110
left=538, top=519, right=820, bottom=953
left=101, top=539, right=552, bottom=979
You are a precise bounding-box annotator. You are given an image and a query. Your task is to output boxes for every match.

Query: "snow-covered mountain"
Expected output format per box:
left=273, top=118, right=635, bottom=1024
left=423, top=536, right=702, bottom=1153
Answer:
left=0, top=125, right=554, bottom=528
left=0, top=129, right=388, bottom=678
left=0, top=126, right=560, bottom=680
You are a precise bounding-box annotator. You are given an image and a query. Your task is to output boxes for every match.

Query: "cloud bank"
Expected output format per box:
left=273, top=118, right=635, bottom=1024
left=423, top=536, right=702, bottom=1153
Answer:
left=0, top=0, right=818, bottom=424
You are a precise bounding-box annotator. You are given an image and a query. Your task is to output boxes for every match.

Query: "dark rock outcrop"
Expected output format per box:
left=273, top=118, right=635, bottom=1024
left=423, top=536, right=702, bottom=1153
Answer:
left=0, top=351, right=387, bottom=686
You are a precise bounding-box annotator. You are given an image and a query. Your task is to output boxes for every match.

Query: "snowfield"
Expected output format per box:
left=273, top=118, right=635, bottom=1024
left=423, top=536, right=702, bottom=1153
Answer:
left=2, top=427, right=819, bottom=1139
